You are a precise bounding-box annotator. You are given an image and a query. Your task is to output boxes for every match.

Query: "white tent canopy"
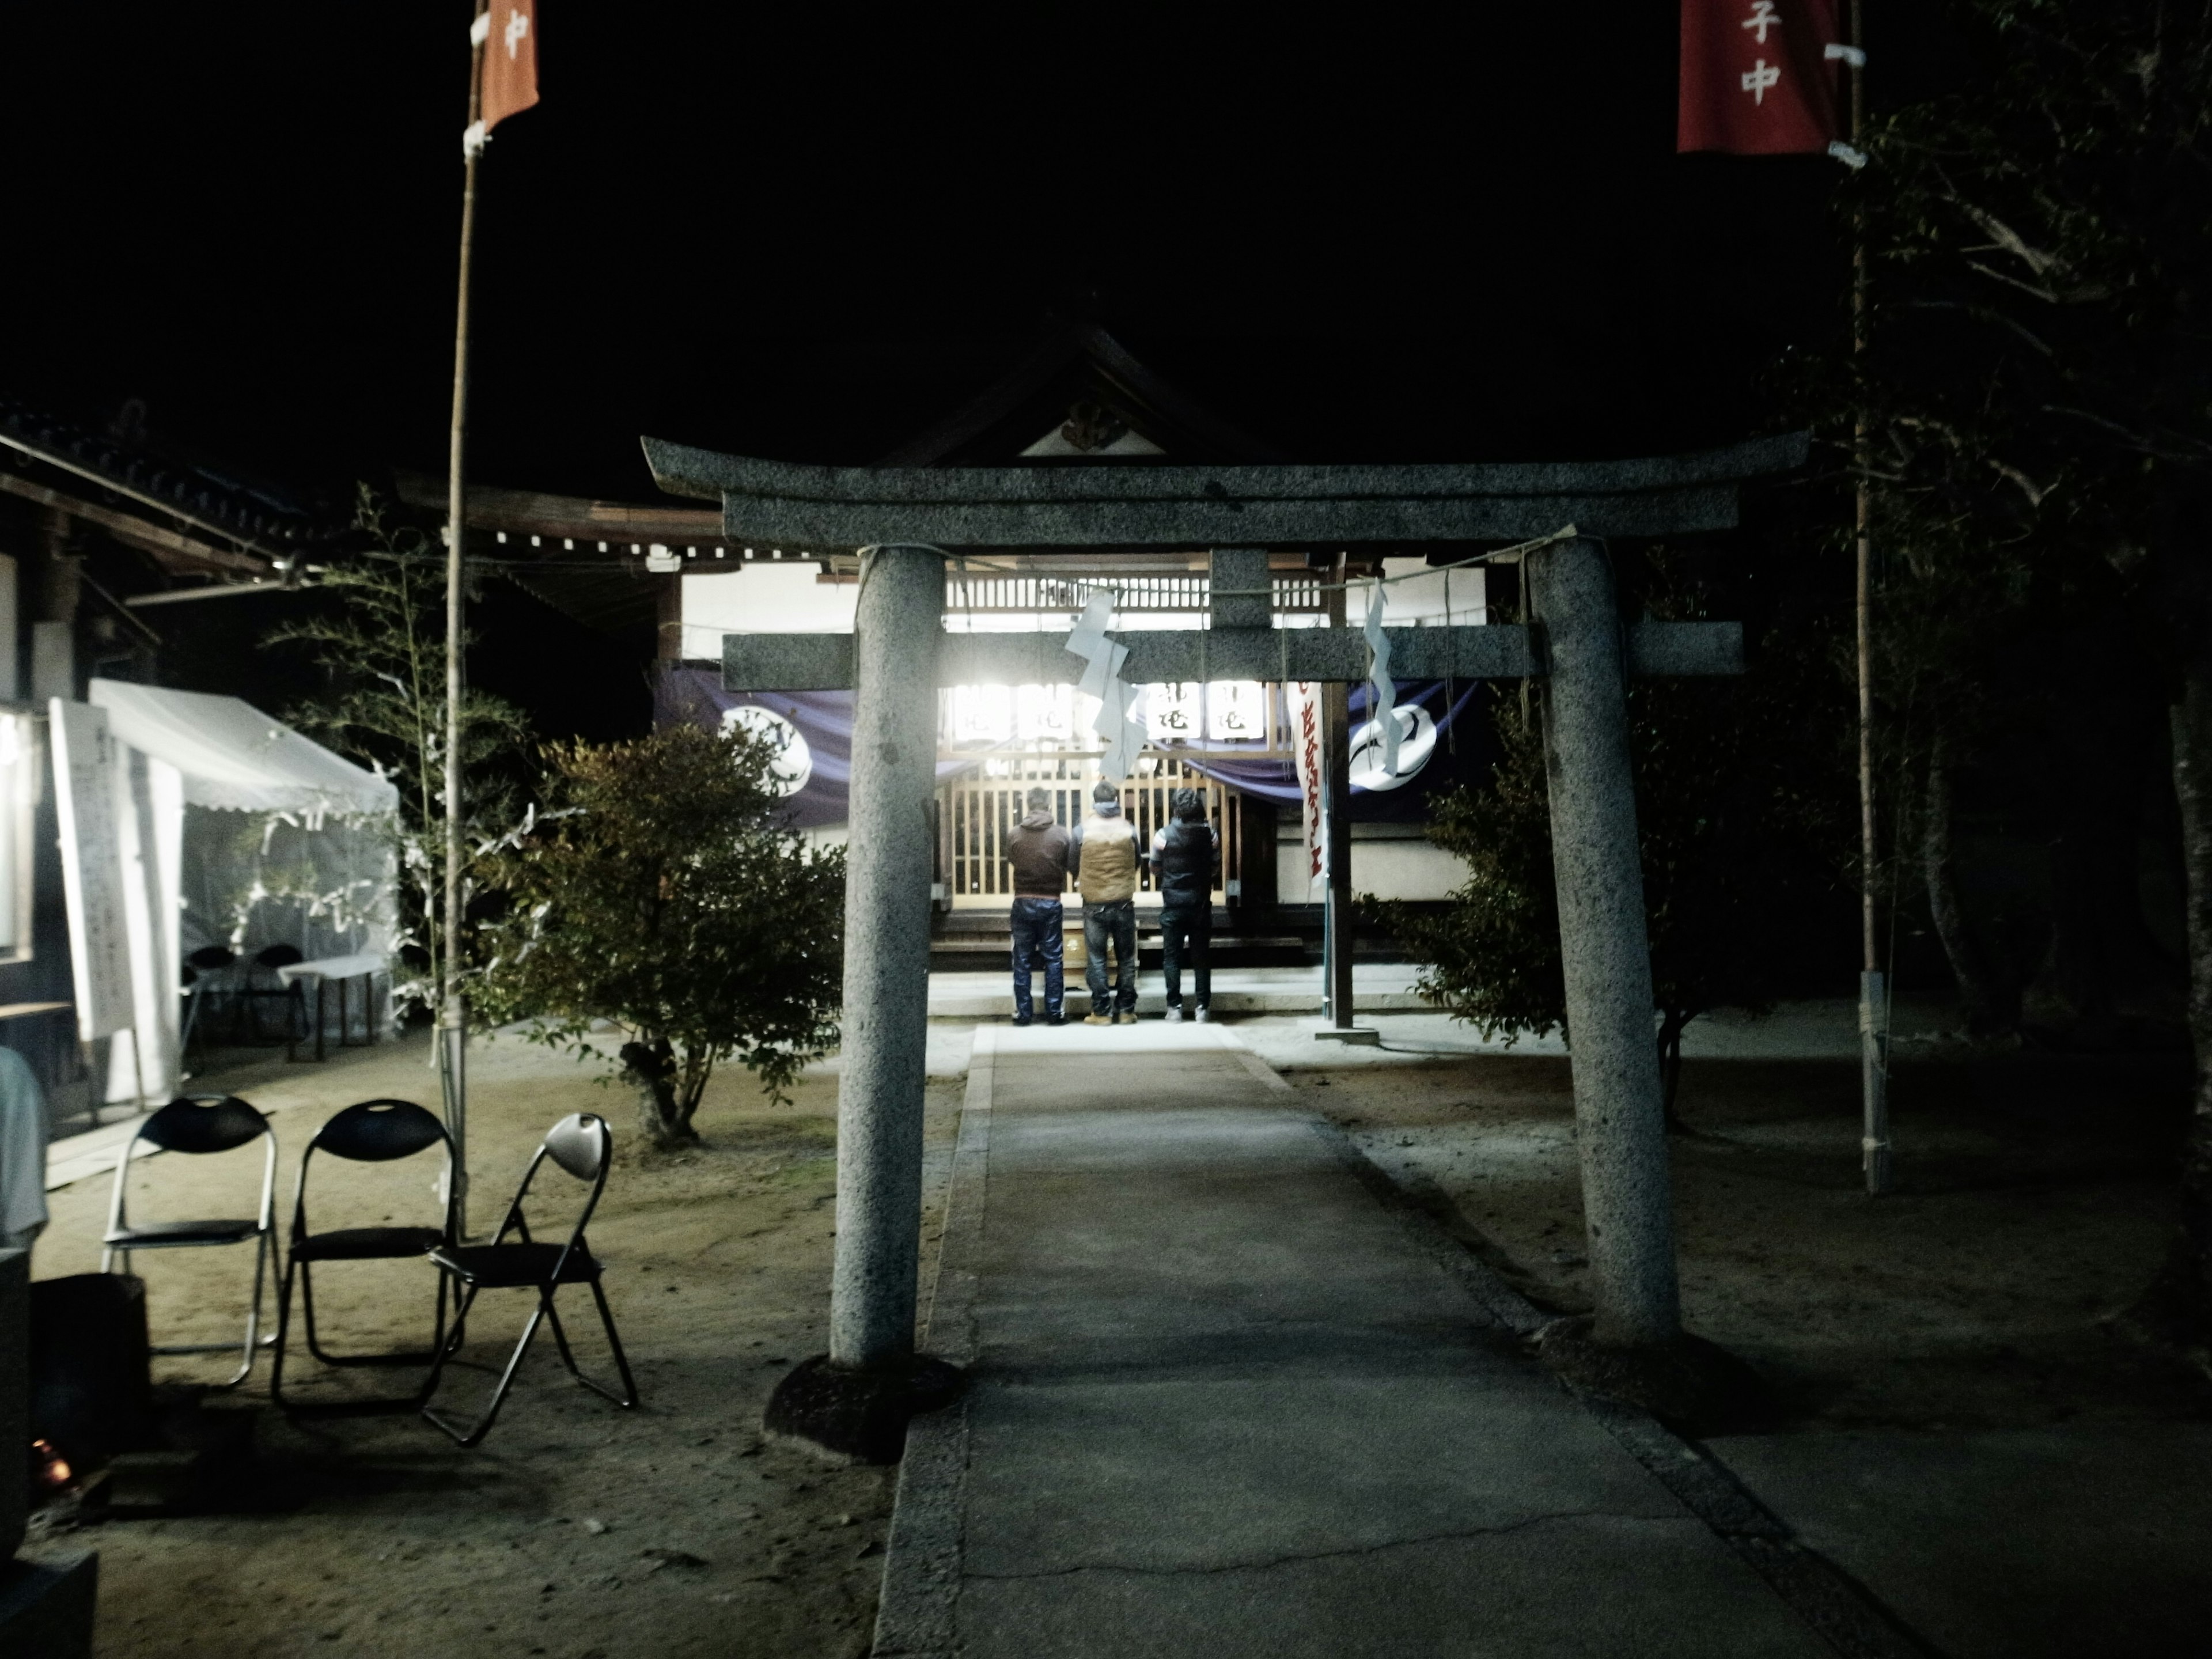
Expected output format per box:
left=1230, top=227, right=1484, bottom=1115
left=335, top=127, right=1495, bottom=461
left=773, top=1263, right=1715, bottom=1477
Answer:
left=62, top=682, right=399, bottom=1106
left=88, top=680, right=397, bottom=818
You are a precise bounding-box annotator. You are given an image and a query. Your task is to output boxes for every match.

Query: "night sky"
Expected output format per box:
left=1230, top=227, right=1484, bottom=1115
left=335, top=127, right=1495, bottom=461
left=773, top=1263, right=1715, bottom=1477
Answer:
left=2, top=5, right=1969, bottom=507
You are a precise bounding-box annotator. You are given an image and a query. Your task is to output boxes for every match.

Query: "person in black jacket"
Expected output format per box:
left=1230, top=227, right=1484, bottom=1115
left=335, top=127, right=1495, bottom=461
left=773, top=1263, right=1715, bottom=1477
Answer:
left=1147, top=789, right=1219, bottom=1022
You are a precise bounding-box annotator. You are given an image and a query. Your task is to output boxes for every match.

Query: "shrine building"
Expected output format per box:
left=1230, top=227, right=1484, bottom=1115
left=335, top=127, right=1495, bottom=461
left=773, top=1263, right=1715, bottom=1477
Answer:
left=425, top=324, right=1503, bottom=971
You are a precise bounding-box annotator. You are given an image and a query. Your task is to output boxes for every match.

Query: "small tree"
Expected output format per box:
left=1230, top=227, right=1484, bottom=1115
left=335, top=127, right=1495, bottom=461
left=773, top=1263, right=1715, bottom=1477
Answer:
left=1380, top=612, right=1842, bottom=1124
left=264, top=488, right=530, bottom=1013
left=476, top=722, right=845, bottom=1147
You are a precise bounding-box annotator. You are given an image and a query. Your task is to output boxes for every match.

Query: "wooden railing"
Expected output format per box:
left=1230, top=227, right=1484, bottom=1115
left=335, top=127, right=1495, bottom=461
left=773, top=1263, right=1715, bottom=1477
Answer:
left=937, top=756, right=1241, bottom=909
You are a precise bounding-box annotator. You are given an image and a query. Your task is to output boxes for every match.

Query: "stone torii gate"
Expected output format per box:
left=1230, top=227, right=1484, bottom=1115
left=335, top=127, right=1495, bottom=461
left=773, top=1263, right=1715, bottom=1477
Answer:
left=642, top=431, right=1806, bottom=1455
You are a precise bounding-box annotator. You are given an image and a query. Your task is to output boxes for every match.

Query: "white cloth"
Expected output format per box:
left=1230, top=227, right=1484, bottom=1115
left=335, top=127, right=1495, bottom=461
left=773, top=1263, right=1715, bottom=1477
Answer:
left=0, top=1044, right=48, bottom=1247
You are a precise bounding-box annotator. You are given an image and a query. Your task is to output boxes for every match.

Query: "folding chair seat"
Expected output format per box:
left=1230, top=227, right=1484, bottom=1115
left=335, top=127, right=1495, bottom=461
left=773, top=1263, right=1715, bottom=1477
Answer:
left=430, top=1243, right=600, bottom=1287
left=238, top=943, right=308, bottom=1047
left=102, top=1093, right=276, bottom=1388
left=421, top=1112, right=638, bottom=1447
left=271, top=1097, right=456, bottom=1414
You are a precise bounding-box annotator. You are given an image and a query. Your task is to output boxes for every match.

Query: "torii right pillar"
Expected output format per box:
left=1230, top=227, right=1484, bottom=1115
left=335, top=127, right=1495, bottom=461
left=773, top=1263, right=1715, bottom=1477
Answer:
left=1528, top=538, right=1679, bottom=1350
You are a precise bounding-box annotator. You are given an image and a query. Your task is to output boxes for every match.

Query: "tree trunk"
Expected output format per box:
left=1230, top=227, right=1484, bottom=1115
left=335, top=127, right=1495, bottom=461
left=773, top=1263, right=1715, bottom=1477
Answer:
left=620, top=1037, right=698, bottom=1149
left=2128, top=661, right=2212, bottom=1353
left=1923, top=731, right=2017, bottom=1036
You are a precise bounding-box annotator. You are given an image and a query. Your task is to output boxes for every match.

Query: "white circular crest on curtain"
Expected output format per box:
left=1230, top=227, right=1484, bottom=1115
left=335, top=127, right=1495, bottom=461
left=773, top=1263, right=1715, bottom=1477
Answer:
left=720, top=704, right=813, bottom=797
left=1347, top=703, right=1437, bottom=793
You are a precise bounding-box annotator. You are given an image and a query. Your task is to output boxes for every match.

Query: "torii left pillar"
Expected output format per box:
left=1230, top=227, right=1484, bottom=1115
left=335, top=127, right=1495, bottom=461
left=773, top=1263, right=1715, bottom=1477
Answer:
left=764, top=544, right=960, bottom=1461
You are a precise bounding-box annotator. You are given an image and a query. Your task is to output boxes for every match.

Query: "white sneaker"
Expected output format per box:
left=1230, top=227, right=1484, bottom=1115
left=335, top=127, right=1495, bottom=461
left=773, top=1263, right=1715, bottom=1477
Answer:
left=1162, top=1006, right=1183, bottom=1022
left=1194, top=1007, right=1211, bottom=1022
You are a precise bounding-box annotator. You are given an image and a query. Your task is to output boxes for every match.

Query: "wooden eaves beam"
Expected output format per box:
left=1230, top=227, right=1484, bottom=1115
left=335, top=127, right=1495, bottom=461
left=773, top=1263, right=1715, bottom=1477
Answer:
left=0, top=470, right=270, bottom=576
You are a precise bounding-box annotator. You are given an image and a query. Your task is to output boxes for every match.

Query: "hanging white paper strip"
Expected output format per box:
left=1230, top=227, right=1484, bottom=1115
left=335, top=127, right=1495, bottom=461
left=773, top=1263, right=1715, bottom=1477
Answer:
left=1363, top=582, right=1400, bottom=779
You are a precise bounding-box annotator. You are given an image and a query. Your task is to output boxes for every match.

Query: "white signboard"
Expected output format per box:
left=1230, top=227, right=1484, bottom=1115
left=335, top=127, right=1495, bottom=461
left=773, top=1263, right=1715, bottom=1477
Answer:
left=50, top=699, right=135, bottom=1039
left=1146, top=682, right=1205, bottom=743
left=1145, top=680, right=1266, bottom=744
left=1206, top=680, right=1265, bottom=743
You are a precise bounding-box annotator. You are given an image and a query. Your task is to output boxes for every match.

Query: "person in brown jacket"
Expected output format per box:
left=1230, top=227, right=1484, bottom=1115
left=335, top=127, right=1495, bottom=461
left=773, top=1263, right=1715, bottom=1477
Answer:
left=1070, top=779, right=1140, bottom=1024
left=1003, top=786, right=1070, bottom=1026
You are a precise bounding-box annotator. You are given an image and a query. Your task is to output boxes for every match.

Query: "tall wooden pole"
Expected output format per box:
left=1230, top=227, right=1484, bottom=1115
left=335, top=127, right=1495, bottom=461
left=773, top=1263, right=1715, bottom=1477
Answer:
left=1850, top=0, right=1891, bottom=1196
left=441, top=0, right=489, bottom=1233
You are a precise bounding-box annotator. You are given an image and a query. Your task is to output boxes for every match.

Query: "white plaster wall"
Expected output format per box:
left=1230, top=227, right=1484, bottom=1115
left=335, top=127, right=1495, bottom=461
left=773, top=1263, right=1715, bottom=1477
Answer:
left=681, top=559, right=1489, bottom=662
left=681, top=564, right=853, bottom=660
left=1276, top=834, right=1466, bottom=903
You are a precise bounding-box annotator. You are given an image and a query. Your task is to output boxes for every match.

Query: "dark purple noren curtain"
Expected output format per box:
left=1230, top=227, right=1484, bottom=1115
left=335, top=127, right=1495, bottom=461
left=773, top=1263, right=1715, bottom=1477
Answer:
left=655, top=668, right=1495, bottom=827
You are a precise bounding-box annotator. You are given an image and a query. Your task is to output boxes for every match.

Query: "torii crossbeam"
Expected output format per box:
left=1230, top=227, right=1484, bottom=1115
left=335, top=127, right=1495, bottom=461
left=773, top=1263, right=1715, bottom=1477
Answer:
left=642, top=430, right=1808, bottom=1459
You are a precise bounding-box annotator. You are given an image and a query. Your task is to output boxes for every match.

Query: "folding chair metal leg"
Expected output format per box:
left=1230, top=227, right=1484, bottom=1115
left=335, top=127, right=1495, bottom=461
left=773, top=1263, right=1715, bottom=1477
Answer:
left=541, top=1278, right=639, bottom=1408
left=300, top=1261, right=448, bottom=1368
left=422, top=1286, right=548, bottom=1449
left=275, top=1258, right=449, bottom=1415
left=123, top=1231, right=271, bottom=1387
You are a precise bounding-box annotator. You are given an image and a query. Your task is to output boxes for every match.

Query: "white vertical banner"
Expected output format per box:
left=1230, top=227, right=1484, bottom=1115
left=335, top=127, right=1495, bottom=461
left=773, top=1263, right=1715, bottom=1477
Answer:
left=1290, top=680, right=1327, bottom=899
left=105, top=753, right=181, bottom=1105
left=50, top=699, right=135, bottom=1042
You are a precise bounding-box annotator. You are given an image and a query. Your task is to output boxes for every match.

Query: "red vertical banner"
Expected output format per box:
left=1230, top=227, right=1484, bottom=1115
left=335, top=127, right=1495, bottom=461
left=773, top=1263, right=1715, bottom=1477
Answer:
left=482, top=1, right=539, bottom=135
left=1679, top=0, right=1842, bottom=155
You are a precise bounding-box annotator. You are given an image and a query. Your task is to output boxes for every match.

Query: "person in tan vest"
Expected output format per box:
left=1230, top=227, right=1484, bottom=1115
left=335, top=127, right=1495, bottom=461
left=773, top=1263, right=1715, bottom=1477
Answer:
left=1070, top=779, right=1140, bottom=1024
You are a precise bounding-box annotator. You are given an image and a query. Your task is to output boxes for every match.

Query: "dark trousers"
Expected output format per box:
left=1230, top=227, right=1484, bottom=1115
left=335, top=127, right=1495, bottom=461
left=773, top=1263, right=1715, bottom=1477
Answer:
left=1161, top=904, right=1212, bottom=1010
left=1083, top=899, right=1138, bottom=1016
left=1010, top=897, right=1065, bottom=1022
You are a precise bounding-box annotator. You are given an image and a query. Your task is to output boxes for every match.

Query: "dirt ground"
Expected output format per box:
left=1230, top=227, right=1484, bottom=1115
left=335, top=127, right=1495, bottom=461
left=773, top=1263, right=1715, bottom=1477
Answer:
left=1313, top=1044, right=2212, bottom=1429
left=28, top=1016, right=2212, bottom=1656
left=24, top=1028, right=961, bottom=1659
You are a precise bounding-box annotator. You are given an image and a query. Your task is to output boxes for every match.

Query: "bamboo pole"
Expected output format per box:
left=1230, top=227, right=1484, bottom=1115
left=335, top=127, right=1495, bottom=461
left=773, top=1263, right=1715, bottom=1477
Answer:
left=1850, top=0, right=1891, bottom=1196
left=441, top=0, right=490, bottom=1234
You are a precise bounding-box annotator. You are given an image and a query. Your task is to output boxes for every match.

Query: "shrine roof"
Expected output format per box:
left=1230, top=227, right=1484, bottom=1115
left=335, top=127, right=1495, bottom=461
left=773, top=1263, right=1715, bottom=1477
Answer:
left=876, top=324, right=1285, bottom=466
left=0, top=395, right=344, bottom=559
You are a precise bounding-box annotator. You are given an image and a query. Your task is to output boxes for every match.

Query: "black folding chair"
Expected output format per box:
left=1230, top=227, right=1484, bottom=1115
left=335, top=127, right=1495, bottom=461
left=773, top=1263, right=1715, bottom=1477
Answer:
left=179, top=944, right=239, bottom=1056
left=101, top=1094, right=276, bottom=1387
left=239, top=943, right=308, bottom=1047
left=271, top=1099, right=456, bottom=1414
left=420, top=1113, right=638, bottom=1446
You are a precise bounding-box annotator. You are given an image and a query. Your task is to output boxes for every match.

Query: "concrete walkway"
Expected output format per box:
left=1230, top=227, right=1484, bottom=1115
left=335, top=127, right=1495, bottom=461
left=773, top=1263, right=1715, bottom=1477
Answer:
left=877, top=1023, right=1864, bottom=1658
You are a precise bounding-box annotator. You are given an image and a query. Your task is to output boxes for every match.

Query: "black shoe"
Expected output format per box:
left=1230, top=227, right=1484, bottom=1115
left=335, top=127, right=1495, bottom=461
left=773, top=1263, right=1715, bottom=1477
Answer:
left=1045, top=1013, right=1067, bottom=1027
left=1013, top=1014, right=1033, bottom=1027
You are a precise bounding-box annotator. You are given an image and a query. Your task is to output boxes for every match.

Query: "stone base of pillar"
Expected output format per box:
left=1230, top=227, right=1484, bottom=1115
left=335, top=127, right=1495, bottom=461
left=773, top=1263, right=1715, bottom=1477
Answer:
left=763, top=1354, right=965, bottom=1465
left=1532, top=1317, right=1774, bottom=1435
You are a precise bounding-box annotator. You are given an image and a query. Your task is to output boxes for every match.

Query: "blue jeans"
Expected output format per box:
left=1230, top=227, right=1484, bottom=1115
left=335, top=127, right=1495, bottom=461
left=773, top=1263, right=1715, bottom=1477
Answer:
left=1084, top=899, right=1138, bottom=1016
left=1161, top=904, right=1211, bottom=1010
left=1009, top=898, right=1064, bottom=1022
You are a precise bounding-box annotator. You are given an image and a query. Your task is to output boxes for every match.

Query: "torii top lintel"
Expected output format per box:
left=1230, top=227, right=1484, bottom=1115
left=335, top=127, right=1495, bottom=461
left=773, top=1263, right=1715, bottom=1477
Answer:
left=639, top=431, right=1810, bottom=550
